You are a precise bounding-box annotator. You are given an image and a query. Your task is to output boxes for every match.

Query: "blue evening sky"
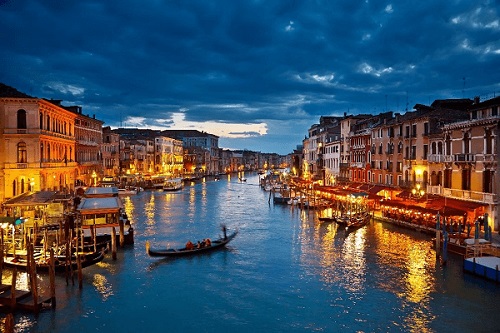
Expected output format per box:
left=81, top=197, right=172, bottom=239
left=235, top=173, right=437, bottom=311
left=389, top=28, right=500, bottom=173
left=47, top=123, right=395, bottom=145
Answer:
left=1, top=1, right=499, bottom=154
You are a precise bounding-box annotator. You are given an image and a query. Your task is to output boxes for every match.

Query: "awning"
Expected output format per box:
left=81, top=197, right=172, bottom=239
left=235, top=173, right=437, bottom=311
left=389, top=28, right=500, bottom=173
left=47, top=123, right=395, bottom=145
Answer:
left=424, top=196, right=485, bottom=217
left=2, top=191, right=60, bottom=206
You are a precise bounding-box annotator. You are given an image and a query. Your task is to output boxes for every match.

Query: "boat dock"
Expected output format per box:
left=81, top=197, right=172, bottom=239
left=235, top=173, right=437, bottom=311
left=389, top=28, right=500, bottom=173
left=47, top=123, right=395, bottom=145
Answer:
left=0, top=283, right=53, bottom=313
left=463, top=239, right=500, bottom=283
left=464, top=255, right=500, bottom=283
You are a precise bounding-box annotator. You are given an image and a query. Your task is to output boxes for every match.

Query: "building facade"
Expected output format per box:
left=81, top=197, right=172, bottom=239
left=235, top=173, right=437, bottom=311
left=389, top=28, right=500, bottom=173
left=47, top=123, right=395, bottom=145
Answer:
left=0, top=85, right=78, bottom=203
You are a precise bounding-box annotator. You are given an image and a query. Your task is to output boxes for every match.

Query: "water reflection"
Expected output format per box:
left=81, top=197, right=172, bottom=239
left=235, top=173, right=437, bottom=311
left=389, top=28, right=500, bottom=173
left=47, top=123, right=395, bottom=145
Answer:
left=372, top=222, right=436, bottom=332
left=92, top=273, right=113, bottom=301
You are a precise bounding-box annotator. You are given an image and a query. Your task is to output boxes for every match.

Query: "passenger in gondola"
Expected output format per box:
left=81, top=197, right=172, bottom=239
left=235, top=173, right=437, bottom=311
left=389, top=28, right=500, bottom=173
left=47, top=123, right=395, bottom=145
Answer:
left=205, top=238, right=211, bottom=247
left=197, top=241, right=202, bottom=249
left=185, top=240, right=194, bottom=250
left=200, top=239, right=206, bottom=247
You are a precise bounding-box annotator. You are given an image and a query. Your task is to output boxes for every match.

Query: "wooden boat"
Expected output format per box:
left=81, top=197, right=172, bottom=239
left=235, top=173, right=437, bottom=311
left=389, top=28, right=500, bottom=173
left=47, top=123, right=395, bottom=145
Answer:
left=345, top=213, right=371, bottom=234
left=146, top=230, right=238, bottom=257
left=4, top=250, right=105, bottom=273
left=118, top=187, right=138, bottom=195
left=318, top=216, right=337, bottom=224
left=163, top=178, right=183, bottom=191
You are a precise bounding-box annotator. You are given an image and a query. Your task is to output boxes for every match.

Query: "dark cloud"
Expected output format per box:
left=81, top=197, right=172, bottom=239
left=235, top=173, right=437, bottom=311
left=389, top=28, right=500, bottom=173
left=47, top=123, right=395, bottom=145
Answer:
left=1, top=0, right=498, bottom=154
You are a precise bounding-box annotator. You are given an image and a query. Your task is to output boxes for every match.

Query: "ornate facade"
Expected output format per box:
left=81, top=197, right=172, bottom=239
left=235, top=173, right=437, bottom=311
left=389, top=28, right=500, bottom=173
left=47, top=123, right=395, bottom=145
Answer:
left=0, top=87, right=78, bottom=203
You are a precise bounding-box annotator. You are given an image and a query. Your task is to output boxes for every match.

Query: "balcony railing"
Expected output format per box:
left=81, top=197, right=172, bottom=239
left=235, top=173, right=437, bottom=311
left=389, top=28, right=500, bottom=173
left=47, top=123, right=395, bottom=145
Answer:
left=351, top=162, right=365, bottom=168
left=475, top=154, right=496, bottom=163
left=454, top=154, right=475, bottom=163
left=443, top=188, right=496, bottom=205
left=427, top=154, right=445, bottom=163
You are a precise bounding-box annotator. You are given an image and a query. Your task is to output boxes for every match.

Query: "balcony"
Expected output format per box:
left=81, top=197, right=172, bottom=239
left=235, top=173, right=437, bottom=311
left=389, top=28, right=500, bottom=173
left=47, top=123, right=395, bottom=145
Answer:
left=339, top=163, right=350, bottom=169
left=427, top=154, right=445, bottom=163
left=351, top=162, right=365, bottom=168
left=476, top=154, right=496, bottom=163
left=4, top=163, right=30, bottom=169
left=443, top=188, right=496, bottom=205
left=454, top=154, right=475, bottom=163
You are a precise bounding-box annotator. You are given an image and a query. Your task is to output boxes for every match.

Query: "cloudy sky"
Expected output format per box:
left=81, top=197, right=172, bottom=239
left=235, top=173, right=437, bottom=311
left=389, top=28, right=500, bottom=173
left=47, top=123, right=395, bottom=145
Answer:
left=1, top=1, right=499, bottom=154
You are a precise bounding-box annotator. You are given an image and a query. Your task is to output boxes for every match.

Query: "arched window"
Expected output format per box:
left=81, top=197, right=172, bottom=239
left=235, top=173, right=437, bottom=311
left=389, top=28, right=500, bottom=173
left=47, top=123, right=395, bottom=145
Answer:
left=40, top=143, right=44, bottom=162
left=17, top=142, right=27, bottom=163
left=17, top=109, right=27, bottom=129
left=46, top=115, right=51, bottom=131
left=39, top=112, right=43, bottom=129
left=12, top=180, right=17, bottom=197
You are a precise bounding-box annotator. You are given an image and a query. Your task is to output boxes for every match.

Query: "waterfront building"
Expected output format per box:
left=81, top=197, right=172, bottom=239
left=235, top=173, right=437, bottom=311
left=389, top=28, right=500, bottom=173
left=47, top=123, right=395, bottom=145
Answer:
left=370, top=113, right=396, bottom=186
left=290, top=145, right=303, bottom=177
left=350, top=114, right=390, bottom=184
left=218, top=148, right=233, bottom=174
left=229, top=151, right=244, bottom=173
left=102, top=126, right=120, bottom=178
left=68, top=105, right=104, bottom=187
left=302, top=116, right=342, bottom=183
left=0, top=83, right=78, bottom=203
left=338, top=114, right=371, bottom=184
left=162, top=130, right=219, bottom=176
left=154, top=136, right=183, bottom=177
left=441, top=96, right=500, bottom=232
left=323, top=137, right=340, bottom=186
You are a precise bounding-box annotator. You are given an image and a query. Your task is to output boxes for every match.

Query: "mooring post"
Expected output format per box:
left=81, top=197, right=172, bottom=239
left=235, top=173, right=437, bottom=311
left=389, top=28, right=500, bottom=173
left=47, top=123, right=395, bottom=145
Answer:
left=111, top=227, right=117, bottom=260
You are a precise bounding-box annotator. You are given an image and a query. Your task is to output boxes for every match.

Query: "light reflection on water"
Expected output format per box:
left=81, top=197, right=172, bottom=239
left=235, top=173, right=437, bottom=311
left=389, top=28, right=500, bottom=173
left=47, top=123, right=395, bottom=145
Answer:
left=3, top=174, right=500, bottom=333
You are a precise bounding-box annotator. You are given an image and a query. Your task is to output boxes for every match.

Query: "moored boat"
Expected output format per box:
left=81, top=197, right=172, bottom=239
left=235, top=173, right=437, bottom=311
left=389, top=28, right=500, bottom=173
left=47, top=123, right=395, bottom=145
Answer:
left=146, top=230, right=238, bottom=257
left=318, top=216, right=337, bottom=224
left=4, top=250, right=105, bottom=273
left=163, top=178, right=183, bottom=191
left=118, top=186, right=139, bottom=195
left=345, top=213, right=371, bottom=233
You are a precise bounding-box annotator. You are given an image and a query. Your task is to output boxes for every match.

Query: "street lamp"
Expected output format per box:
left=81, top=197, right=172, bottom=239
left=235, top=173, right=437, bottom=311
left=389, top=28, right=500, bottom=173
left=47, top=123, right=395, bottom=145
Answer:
left=411, top=183, right=425, bottom=199
left=92, top=171, right=97, bottom=186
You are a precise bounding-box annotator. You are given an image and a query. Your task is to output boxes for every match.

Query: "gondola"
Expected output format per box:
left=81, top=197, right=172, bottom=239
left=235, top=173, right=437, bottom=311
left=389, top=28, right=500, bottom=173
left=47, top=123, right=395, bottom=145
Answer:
left=146, top=230, right=238, bottom=257
left=4, top=250, right=105, bottom=273
left=318, top=216, right=337, bottom=224
left=345, top=213, right=371, bottom=234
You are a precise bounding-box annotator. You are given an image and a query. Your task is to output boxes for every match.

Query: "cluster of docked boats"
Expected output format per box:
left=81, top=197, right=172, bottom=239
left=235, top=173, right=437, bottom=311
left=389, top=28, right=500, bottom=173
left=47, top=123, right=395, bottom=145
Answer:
left=319, top=212, right=372, bottom=233
left=3, top=231, right=108, bottom=273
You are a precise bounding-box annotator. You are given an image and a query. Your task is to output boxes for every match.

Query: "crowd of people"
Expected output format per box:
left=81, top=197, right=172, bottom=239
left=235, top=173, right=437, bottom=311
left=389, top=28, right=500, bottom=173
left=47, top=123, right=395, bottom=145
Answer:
left=185, top=238, right=211, bottom=250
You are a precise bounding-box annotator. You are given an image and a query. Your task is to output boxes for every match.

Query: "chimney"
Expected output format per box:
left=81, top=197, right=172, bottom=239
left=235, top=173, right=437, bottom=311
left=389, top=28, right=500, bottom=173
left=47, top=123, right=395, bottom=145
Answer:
left=474, top=96, right=480, bottom=104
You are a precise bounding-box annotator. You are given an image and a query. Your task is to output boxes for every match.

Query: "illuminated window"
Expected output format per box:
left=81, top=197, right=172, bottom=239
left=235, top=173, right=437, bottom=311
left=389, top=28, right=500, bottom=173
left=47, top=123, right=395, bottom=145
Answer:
left=17, top=142, right=27, bottom=163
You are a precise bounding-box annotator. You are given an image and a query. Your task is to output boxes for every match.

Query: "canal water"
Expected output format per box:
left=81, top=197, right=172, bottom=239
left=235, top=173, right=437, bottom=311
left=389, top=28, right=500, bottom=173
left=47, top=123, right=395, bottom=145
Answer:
left=5, top=173, right=500, bottom=332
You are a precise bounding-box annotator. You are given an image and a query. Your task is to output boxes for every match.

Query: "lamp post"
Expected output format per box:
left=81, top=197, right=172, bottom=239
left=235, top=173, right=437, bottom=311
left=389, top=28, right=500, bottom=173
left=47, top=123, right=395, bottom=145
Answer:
left=92, top=171, right=97, bottom=187
left=411, top=183, right=425, bottom=199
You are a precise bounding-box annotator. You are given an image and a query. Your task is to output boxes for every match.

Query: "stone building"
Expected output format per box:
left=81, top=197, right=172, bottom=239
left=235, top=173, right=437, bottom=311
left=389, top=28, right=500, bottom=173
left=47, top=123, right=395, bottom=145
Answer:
left=0, top=83, right=78, bottom=203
